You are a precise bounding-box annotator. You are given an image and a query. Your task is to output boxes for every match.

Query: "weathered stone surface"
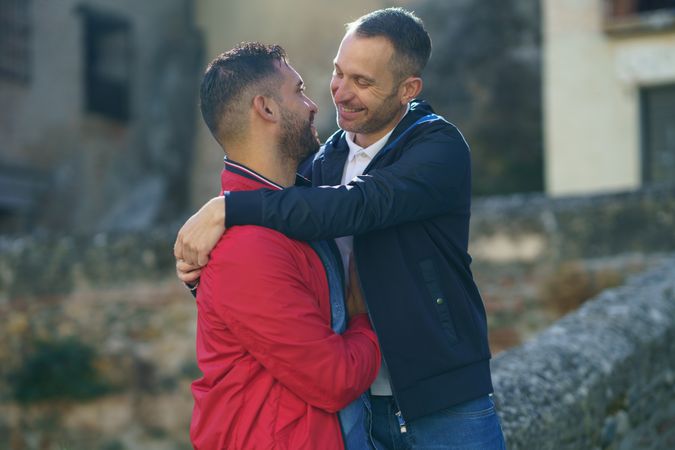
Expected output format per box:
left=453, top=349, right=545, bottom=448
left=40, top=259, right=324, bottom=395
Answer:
left=471, top=184, right=675, bottom=264
left=3, top=186, right=674, bottom=299
left=492, top=258, right=675, bottom=449
left=0, top=224, right=180, bottom=300
left=1, top=188, right=673, bottom=448
left=0, top=280, right=196, bottom=450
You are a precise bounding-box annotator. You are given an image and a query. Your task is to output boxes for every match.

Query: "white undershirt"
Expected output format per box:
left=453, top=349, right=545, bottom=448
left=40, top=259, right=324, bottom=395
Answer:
left=335, top=105, right=410, bottom=396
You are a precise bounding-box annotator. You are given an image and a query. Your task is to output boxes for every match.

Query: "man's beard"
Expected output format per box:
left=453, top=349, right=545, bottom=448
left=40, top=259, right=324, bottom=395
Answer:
left=280, top=109, right=320, bottom=164
left=336, top=89, right=402, bottom=135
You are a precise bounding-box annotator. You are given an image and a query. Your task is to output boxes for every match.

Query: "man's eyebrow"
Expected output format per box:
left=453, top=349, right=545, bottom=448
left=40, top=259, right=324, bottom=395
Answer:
left=333, top=62, right=375, bottom=83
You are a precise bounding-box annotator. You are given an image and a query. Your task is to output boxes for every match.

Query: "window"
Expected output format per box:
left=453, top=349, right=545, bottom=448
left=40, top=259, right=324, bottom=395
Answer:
left=605, top=0, right=675, bottom=33
left=641, top=84, right=675, bottom=184
left=0, top=0, right=31, bottom=83
left=636, top=0, right=675, bottom=13
left=608, top=0, right=675, bottom=17
left=79, top=7, right=132, bottom=122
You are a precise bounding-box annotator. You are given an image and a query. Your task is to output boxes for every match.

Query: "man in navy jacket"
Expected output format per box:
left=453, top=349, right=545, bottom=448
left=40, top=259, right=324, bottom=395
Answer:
left=176, top=8, right=506, bottom=449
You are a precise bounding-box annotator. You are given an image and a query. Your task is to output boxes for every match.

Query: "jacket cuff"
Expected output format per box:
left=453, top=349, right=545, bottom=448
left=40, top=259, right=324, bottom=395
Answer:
left=184, top=281, right=198, bottom=298
left=224, top=190, right=264, bottom=228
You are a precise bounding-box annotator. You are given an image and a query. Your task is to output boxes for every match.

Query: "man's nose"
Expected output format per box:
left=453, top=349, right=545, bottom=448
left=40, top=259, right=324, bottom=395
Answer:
left=331, top=78, right=351, bottom=103
left=307, top=97, right=318, bottom=114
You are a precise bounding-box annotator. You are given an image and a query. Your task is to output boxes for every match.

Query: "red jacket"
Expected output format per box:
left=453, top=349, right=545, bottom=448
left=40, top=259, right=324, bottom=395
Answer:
left=190, top=161, right=381, bottom=450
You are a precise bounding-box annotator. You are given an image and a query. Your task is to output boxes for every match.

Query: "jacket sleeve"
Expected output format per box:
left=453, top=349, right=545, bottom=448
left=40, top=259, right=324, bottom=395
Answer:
left=225, top=128, right=470, bottom=240
left=207, top=230, right=381, bottom=412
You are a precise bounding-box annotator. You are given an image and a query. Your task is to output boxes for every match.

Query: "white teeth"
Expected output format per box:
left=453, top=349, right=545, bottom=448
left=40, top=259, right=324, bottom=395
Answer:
left=341, top=106, right=362, bottom=113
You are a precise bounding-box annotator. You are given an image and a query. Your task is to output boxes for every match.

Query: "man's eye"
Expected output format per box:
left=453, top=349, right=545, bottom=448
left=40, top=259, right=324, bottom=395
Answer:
left=356, top=78, right=370, bottom=87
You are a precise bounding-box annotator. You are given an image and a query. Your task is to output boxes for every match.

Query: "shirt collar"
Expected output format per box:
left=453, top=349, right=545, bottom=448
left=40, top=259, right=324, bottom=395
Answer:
left=345, top=103, right=411, bottom=159
left=223, top=158, right=284, bottom=191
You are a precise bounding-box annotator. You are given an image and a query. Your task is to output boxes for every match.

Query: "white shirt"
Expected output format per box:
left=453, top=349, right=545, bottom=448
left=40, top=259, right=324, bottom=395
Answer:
left=335, top=105, right=410, bottom=396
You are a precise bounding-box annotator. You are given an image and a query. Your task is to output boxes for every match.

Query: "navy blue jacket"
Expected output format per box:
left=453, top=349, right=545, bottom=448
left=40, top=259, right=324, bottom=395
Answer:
left=226, top=100, right=493, bottom=421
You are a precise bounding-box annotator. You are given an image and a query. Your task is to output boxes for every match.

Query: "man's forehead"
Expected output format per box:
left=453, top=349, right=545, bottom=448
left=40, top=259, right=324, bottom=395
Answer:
left=334, top=33, right=394, bottom=76
left=338, top=32, right=394, bottom=53
left=278, top=60, right=303, bottom=85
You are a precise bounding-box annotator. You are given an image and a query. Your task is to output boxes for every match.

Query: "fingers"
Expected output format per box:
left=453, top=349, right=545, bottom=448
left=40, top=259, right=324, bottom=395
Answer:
left=174, top=197, right=225, bottom=266
left=173, top=231, right=184, bottom=260
left=176, top=259, right=202, bottom=283
left=177, top=214, right=200, bottom=266
left=184, top=241, right=198, bottom=267
left=177, top=269, right=201, bottom=284
left=177, top=259, right=201, bottom=272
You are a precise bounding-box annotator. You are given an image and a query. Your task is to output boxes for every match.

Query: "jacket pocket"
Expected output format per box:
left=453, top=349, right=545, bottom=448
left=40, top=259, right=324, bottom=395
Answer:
left=419, top=258, right=459, bottom=345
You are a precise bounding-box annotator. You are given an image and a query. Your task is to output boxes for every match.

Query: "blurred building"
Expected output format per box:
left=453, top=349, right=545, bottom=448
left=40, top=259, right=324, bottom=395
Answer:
left=544, top=0, right=675, bottom=195
left=190, top=0, right=412, bottom=205
left=0, top=0, right=202, bottom=233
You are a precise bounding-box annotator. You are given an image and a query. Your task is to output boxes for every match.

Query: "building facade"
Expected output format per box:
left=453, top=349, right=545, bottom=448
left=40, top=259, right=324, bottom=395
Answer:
left=0, top=0, right=202, bottom=232
left=544, top=0, right=675, bottom=195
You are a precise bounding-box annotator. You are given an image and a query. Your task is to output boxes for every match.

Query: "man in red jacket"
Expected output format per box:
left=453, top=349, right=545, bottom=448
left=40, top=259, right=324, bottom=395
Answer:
left=189, top=43, right=381, bottom=449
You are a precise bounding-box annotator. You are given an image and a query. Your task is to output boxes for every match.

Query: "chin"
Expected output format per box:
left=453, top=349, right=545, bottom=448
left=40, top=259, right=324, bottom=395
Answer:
left=337, top=118, right=356, bottom=133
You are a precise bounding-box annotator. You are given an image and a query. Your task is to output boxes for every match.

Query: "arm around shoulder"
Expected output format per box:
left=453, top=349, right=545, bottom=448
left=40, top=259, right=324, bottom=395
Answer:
left=174, top=195, right=226, bottom=266
left=226, top=130, right=471, bottom=240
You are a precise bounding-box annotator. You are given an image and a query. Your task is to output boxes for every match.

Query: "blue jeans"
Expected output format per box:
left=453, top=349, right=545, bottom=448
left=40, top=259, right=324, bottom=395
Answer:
left=370, top=395, right=506, bottom=450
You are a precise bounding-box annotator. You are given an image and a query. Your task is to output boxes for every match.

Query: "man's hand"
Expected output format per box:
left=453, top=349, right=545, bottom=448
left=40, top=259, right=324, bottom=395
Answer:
left=176, top=259, right=202, bottom=284
left=346, top=255, right=368, bottom=318
left=174, top=196, right=226, bottom=267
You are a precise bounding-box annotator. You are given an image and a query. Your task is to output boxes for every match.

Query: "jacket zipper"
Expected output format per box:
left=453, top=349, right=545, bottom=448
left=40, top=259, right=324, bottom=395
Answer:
left=395, top=410, right=407, bottom=434
left=352, top=247, right=408, bottom=435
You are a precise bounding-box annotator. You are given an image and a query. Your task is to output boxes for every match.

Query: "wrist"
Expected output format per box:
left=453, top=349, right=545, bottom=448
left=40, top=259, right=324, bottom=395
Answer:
left=209, top=195, right=226, bottom=228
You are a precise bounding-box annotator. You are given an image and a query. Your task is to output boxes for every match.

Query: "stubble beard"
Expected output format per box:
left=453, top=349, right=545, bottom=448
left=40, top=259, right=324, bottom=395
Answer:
left=280, top=109, right=320, bottom=165
left=336, top=89, right=402, bottom=135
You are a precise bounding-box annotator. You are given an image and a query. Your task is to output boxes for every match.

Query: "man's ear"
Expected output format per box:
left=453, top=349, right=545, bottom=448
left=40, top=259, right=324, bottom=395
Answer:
left=399, top=77, right=423, bottom=105
left=252, top=95, right=279, bottom=123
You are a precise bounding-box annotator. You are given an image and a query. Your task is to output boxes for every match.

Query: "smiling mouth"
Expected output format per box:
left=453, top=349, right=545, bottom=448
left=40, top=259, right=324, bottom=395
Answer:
left=339, top=104, right=365, bottom=114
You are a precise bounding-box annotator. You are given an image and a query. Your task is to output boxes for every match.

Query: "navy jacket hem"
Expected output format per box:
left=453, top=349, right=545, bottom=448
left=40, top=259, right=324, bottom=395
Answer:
left=396, top=358, right=494, bottom=421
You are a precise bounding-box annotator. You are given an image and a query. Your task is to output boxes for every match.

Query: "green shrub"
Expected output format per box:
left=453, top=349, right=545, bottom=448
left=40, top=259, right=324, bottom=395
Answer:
left=8, top=337, right=110, bottom=403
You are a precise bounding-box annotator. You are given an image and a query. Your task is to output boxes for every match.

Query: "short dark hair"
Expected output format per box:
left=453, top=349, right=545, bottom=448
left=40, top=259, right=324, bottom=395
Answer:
left=347, top=8, right=431, bottom=79
left=200, top=42, right=287, bottom=143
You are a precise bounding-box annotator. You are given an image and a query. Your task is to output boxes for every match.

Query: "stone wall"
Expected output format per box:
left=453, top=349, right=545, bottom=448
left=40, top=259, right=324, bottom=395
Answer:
left=1, top=187, right=674, bottom=448
left=470, top=184, right=675, bottom=265
left=2, top=185, right=674, bottom=299
left=0, top=226, right=179, bottom=301
left=470, top=183, right=675, bottom=356
left=0, top=280, right=197, bottom=450
left=492, top=257, right=675, bottom=450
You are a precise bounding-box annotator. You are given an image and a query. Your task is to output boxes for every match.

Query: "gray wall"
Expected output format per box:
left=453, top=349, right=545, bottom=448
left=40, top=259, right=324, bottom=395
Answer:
left=470, top=184, right=675, bottom=265
left=1, top=187, right=674, bottom=447
left=2, top=185, right=675, bottom=298
left=493, top=257, right=675, bottom=449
